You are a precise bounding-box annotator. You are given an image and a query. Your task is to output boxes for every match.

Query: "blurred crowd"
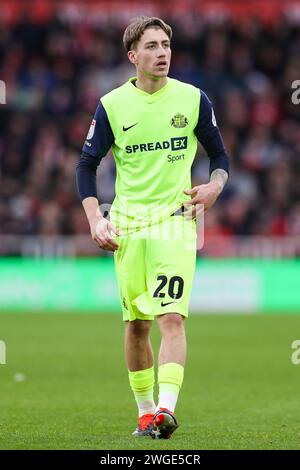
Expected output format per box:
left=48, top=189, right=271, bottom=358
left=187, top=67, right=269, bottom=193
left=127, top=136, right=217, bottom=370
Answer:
left=0, top=10, right=300, bottom=243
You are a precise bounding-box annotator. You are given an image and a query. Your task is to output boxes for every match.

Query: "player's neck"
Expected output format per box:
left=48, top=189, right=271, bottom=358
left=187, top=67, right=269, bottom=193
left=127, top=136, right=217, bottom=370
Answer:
left=135, top=75, right=168, bottom=95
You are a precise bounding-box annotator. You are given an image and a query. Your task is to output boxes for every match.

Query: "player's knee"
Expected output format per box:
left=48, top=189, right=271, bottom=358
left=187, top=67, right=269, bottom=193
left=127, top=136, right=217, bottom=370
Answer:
left=157, top=313, right=184, bottom=333
left=127, top=319, right=152, bottom=337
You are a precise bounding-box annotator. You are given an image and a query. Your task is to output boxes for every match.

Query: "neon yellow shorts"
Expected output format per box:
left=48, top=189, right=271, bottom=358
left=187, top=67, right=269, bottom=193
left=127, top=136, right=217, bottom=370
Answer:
left=114, top=215, right=197, bottom=321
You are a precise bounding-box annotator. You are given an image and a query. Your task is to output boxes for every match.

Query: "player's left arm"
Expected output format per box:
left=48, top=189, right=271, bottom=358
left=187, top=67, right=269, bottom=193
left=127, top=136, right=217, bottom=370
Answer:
left=184, top=90, right=229, bottom=217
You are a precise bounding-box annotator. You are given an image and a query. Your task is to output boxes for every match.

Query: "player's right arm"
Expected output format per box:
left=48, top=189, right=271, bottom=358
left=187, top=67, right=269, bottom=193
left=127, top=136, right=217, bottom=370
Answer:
left=76, top=101, right=120, bottom=251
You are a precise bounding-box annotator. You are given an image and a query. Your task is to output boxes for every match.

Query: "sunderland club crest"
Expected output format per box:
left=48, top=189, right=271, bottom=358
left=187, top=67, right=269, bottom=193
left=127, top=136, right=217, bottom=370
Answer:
left=171, top=113, right=189, bottom=128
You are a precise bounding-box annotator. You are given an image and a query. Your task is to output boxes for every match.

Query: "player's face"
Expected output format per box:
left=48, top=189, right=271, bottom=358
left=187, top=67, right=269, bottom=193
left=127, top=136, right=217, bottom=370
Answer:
left=131, top=28, right=171, bottom=79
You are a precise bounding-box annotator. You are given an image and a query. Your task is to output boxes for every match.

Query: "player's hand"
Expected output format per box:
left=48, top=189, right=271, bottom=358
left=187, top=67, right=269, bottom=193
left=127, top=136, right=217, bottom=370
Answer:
left=90, top=216, right=120, bottom=252
left=183, top=182, right=221, bottom=219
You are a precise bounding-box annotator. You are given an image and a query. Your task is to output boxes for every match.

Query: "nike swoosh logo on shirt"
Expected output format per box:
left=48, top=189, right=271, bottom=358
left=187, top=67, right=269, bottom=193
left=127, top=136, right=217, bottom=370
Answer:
left=123, top=123, right=138, bottom=131
left=161, top=301, right=177, bottom=307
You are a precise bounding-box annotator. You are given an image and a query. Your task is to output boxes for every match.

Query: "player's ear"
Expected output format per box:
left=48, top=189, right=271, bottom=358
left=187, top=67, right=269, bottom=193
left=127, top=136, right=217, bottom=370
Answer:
left=128, top=50, right=137, bottom=65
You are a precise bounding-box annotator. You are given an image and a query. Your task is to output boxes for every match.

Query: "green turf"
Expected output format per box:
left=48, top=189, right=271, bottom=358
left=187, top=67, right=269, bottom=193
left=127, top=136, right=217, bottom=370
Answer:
left=0, top=313, right=300, bottom=450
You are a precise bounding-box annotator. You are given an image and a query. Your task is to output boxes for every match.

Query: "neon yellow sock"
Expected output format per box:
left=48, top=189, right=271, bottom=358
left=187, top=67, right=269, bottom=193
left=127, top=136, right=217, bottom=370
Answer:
left=128, top=366, right=156, bottom=418
left=157, top=362, right=184, bottom=413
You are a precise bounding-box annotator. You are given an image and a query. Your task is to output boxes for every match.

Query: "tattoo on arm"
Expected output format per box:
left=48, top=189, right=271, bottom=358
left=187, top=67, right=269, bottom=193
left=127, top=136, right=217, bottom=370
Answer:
left=210, top=169, right=228, bottom=193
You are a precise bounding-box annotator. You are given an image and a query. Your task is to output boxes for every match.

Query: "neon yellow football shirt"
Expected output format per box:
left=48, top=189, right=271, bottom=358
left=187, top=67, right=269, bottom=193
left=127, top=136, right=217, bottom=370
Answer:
left=100, top=77, right=200, bottom=231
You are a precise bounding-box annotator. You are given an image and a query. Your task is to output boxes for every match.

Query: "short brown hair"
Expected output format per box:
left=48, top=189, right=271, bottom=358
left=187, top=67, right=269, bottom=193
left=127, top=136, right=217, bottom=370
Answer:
left=123, top=16, right=172, bottom=52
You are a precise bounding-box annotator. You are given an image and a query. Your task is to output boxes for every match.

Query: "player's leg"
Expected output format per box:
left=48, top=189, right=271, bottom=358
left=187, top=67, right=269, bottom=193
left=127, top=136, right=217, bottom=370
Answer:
left=156, top=312, right=186, bottom=414
left=145, top=215, right=196, bottom=438
left=114, top=233, right=156, bottom=436
left=151, top=313, right=185, bottom=438
left=125, top=319, right=156, bottom=436
left=125, top=319, right=154, bottom=372
left=157, top=313, right=186, bottom=367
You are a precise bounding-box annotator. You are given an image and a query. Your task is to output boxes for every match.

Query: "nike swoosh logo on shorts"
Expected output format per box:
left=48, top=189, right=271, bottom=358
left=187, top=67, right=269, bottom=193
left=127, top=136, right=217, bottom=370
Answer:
left=123, top=123, right=138, bottom=131
left=161, top=301, right=177, bottom=307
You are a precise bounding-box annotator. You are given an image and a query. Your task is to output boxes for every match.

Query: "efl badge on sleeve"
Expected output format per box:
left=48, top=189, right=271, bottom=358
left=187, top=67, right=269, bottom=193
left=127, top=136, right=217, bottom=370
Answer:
left=87, top=119, right=96, bottom=140
left=211, top=108, right=217, bottom=127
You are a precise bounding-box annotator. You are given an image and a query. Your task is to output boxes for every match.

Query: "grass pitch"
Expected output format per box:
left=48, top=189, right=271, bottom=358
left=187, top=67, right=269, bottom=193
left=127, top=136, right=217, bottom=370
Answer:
left=0, top=313, right=299, bottom=450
